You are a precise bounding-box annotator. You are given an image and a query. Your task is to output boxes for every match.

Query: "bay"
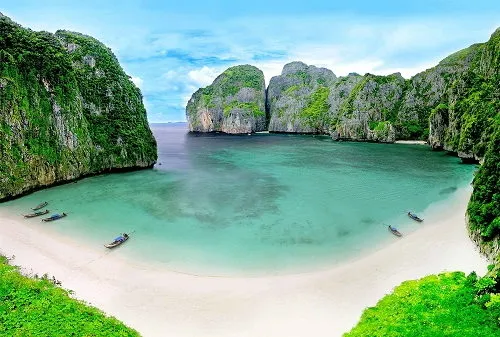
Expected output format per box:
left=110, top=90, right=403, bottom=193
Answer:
left=3, top=123, right=476, bottom=275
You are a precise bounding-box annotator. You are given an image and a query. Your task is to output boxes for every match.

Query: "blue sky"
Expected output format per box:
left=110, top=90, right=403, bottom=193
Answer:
left=1, top=1, right=499, bottom=122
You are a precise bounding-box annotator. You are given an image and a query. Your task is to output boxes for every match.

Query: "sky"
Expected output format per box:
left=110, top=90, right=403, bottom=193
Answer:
left=1, top=1, right=499, bottom=122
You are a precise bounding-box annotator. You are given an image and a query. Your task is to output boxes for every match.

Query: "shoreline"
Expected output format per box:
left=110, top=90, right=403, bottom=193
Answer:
left=394, top=140, right=428, bottom=145
left=0, top=164, right=155, bottom=203
left=0, top=186, right=488, bottom=337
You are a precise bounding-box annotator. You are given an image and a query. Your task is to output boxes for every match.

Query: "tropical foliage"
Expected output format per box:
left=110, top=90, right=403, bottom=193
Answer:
left=300, top=86, right=331, bottom=132
left=217, top=65, right=264, bottom=97
left=0, top=256, right=140, bottom=337
left=345, top=272, right=500, bottom=337
left=468, top=128, right=500, bottom=241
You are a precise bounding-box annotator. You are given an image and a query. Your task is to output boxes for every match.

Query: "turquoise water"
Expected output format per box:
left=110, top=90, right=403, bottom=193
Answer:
left=2, top=124, right=476, bottom=275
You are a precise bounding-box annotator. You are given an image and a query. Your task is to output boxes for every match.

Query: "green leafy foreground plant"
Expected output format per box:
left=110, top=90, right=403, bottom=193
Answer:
left=0, top=256, right=140, bottom=337
left=344, top=272, right=500, bottom=337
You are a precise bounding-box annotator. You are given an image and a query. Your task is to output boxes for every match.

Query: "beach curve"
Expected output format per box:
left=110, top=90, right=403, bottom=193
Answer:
left=0, top=185, right=488, bottom=337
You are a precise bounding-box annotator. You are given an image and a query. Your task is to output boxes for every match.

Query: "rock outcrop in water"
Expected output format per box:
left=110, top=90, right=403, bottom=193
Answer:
left=186, top=65, right=266, bottom=134
left=0, top=15, right=157, bottom=200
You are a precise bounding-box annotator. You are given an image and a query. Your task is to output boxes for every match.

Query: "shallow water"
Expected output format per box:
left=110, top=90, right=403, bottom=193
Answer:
left=2, top=124, right=476, bottom=275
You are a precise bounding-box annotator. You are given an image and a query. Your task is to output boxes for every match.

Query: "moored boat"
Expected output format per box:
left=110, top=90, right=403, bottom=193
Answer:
left=32, top=201, right=48, bottom=211
left=407, top=212, right=423, bottom=222
left=24, top=210, right=50, bottom=218
left=105, top=233, right=130, bottom=249
left=42, top=213, right=67, bottom=222
left=388, top=225, right=402, bottom=237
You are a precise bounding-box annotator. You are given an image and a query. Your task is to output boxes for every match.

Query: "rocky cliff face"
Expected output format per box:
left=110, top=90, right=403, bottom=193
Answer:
left=263, top=31, right=496, bottom=147
left=266, top=62, right=433, bottom=142
left=266, top=61, right=474, bottom=143
left=427, top=29, right=499, bottom=161
left=0, top=16, right=157, bottom=200
left=329, top=73, right=406, bottom=142
left=453, top=29, right=499, bottom=262
left=185, top=27, right=498, bottom=152
left=267, top=61, right=336, bottom=133
left=186, top=65, right=266, bottom=134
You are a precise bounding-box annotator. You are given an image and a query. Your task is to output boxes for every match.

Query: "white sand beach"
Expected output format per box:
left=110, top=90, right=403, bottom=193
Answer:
left=394, top=140, right=428, bottom=145
left=0, top=186, right=488, bottom=337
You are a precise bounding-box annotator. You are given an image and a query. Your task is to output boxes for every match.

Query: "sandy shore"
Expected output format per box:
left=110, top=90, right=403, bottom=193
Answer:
left=0, top=186, right=488, bottom=337
left=394, top=140, right=428, bottom=145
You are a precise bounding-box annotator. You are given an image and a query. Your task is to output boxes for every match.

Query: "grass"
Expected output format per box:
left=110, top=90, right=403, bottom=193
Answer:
left=344, top=272, right=500, bottom=337
left=0, top=256, right=140, bottom=337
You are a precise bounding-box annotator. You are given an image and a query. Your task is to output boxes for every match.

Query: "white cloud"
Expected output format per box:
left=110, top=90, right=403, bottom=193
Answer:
left=374, top=61, right=442, bottom=78
left=130, top=76, right=143, bottom=89
left=181, top=94, right=193, bottom=109
left=142, top=96, right=152, bottom=113
left=254, top=60, right=289, bottom=84
left=163, top=70, right=181, bottom=79
left=188, top=66, right=221, bottom=87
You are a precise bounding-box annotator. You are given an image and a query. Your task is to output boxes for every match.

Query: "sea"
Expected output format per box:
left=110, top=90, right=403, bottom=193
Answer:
left=2, top=123, right=477, bottom=275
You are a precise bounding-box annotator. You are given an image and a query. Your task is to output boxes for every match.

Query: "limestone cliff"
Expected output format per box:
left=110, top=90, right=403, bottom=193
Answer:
left=184, top=28, right=497, bottom=161
left=266, top=61, right=471, bottom=143
left=266, top=64, right=407, bottom=141
left=329, top=73, right=406, bottom=142
left=263, top=29, right=496, bottom=147
left=186, top=65, right=266, bottom=134
left=267, top=61, right=336, bottom=133
left=427, top=29, right=499, bottom=161
left=0, top=15, right=157, bottom=200
left=455, top=29, right=499, bottom=261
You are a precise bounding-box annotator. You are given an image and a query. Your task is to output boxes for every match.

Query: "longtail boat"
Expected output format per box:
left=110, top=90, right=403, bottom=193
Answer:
left=24, top=210, right=50, bottom=218
left=105, top=233, right=130, bottom=249
left=407, top=212, right=424, bottom=222
left=42, top=213, right=67, bottom=222
left=388, top=225, right=402, bottom=237
left=32, top=201, right=48, bottom=211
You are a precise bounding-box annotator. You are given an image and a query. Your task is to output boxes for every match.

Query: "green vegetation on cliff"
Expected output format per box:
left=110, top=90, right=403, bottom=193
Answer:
left=369, top=121, right=393, bottom=140
left=439, top=44, right=482, bottom=66
left=223, top=101, right=265, bottom=118
left=55, top=30, right=157, bottom=169
left=448, top=28, right=499, bottom=260
left=300, top=86, right=331, bottom=132
left=186, top=64, right=266, bottom=133
left=429, top=28, right=498, bottom=160
left=0, top=15, right=157, bottom=200
left=338, top=76, right=370, bottom=118
left=218, top=65, right=263, bottom=97
left=444, top=73, right=498, bottom=158
left=345, top=272, right=500, bottom=337
left=0, top=256, right=140, bottom=337
left=266, top=62, right=336, bottom=133
left=468, top=129, right=500, bottom=243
